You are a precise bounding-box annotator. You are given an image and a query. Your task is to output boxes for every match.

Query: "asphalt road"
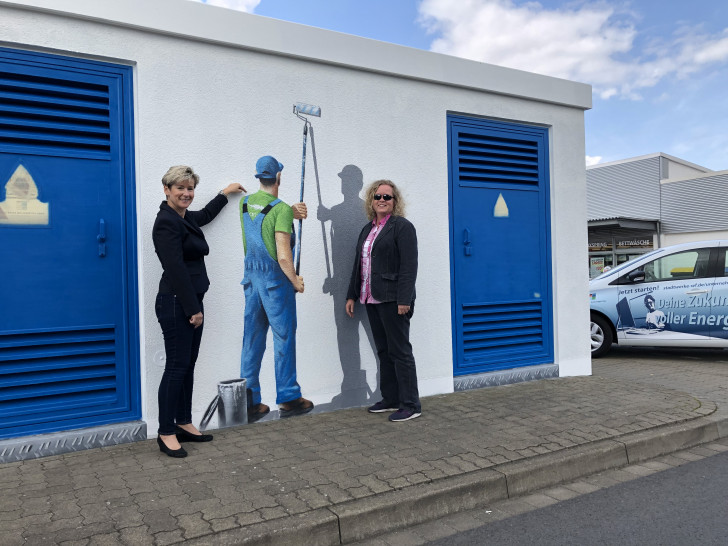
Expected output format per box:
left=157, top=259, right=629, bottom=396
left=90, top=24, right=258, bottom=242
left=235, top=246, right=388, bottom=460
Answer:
left=429, top=450, right=728, bottom=546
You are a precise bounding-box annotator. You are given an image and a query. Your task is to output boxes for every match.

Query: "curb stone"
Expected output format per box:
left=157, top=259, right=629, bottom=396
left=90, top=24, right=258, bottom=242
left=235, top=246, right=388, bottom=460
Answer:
left=496, top=438, right=628, bottom=497
left=330, top=468, right=507, bottom=543
left=618, top=416, right=724, bottom=463
left=185, top=508, right=340, bottom=545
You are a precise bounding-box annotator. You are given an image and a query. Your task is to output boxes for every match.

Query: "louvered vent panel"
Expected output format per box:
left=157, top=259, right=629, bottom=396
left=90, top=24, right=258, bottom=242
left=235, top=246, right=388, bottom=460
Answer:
left=462, top=300, right=544, bottom=360
left=0, top=327, right=117, bottom=423
left=458, top=132, right=539, bottom=186
left=0, top=70, right=111, bottom=156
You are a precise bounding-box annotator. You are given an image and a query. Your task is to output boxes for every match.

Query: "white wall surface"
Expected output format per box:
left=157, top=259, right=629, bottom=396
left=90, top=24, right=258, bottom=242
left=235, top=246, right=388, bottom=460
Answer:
left=0, top=0, right=592, bottom=432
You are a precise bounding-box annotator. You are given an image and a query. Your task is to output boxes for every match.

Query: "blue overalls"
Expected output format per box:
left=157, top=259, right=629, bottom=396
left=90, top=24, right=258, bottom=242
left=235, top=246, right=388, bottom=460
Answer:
left=240, top=196, right=301, bottom=406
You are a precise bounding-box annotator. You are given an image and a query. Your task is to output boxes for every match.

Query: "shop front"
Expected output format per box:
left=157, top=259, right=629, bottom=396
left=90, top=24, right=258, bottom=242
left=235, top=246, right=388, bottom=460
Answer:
left=588, top=218, right=658, bottom=277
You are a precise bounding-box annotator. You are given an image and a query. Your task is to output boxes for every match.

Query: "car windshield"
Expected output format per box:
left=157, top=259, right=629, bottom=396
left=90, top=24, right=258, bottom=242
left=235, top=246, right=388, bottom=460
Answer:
left=591, top=247, right=666, bottom=281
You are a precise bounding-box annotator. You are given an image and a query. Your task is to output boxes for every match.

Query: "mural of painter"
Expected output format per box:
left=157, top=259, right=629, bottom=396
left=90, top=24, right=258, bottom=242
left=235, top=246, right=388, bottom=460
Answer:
left=239, top=155, right=314, bottom=422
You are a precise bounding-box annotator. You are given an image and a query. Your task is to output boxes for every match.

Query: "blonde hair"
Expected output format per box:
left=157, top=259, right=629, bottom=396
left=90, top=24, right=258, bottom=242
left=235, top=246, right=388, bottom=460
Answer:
left=363, top=179, right=406, bottom=221
left=162, top=165, right=200, bottom=188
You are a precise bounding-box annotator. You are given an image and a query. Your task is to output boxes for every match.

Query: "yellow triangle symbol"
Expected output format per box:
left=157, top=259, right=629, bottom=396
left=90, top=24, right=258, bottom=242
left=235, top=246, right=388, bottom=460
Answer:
left=494, top=193, right=509, bottom=218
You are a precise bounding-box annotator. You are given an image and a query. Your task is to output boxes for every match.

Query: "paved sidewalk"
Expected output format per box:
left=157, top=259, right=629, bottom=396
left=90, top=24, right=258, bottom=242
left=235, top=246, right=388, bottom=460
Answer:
left=2, top=352, right=727, bottom=545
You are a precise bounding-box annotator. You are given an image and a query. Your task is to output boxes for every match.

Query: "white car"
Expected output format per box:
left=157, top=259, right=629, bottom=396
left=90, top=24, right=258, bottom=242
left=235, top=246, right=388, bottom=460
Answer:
left=589, top=240, right=728, bottom=357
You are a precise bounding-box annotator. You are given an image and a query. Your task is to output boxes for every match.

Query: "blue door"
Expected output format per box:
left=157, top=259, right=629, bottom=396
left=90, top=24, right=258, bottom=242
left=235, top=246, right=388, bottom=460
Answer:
left=0, top=48, right=139, bottom=438
left=448, top=115, right=553, bottom=375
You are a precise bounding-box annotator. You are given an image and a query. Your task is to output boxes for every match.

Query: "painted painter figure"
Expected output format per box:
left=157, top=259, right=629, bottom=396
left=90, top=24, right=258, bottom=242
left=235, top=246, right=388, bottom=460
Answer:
left=346, top=180, right=421, bottom=422
left=0, top=164, right=49, bottom=225
left=152, top=166, right=244, bottom=458
left=240, top=156, right=314, bottom=421
left=318, top=165, right=376, bottom=407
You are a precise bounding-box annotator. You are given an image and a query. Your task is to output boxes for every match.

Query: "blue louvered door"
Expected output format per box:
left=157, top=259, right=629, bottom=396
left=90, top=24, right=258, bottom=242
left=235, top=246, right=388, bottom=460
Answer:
left=0, top=48, right=139, bottom=438
left=448, top=115, right=553, bottom=375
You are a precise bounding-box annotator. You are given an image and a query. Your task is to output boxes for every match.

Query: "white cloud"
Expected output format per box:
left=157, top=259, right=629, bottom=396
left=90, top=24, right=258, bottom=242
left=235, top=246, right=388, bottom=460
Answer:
left=418, top=0, right=728, bottom=100
left=193, top=0, right=260, bottom=13
left=585, top=155, right=602, bottom=166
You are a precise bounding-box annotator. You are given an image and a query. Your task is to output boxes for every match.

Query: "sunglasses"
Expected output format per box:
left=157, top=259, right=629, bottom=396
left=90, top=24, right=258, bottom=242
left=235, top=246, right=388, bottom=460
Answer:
left=373, top=194, right=393, bottom=201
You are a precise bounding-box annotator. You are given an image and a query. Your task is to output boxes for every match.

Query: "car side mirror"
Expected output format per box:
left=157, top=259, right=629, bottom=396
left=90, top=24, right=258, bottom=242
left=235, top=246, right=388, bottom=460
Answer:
left=627, top=270, right=645, bottom=283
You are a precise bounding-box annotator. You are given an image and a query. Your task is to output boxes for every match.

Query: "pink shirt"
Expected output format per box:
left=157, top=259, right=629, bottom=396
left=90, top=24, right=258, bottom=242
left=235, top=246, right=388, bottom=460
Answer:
left=359, top=214, right=390, bottom=304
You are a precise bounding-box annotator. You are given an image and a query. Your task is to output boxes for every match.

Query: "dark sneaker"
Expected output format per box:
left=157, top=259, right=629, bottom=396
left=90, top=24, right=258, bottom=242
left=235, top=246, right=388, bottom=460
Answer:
left=279, top=397, right=314, bottom=419
left=368, top=401, right=398, bottom=413
left=388, top=408, right=421, bottom=422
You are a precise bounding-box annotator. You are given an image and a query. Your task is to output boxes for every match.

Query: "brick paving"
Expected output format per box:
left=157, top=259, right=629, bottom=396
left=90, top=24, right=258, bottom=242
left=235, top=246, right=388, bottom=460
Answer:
left=1, top=349, right=726, bottom=545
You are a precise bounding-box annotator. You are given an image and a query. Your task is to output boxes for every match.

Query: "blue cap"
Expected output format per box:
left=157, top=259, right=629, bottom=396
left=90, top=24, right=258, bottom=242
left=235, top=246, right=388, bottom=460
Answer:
left=255, top=156, right=284, bottom=179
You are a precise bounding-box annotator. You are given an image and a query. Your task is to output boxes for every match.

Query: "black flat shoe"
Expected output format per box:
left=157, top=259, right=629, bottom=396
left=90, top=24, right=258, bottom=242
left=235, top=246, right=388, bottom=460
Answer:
left=175, top=426, right=213, bottom=443
left=157, top=436, right=187, bottom=458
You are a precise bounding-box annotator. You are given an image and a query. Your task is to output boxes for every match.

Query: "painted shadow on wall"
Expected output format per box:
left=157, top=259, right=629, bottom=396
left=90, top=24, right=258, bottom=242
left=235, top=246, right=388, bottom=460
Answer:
left=316, top=164, right=378, bottom=410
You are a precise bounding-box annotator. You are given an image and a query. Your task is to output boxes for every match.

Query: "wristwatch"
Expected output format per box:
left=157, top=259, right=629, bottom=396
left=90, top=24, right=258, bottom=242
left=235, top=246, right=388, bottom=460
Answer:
left=218, top=189, right=227, bottom=197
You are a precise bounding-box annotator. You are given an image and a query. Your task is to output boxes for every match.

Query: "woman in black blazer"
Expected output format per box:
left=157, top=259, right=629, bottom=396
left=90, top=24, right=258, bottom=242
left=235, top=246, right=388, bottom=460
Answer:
left=152, top=165, right=244, bottom=457
left=346, top=180, right=420, bottom=422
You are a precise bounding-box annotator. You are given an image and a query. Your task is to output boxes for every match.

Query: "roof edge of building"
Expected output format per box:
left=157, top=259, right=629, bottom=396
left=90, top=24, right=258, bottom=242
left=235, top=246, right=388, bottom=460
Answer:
left=0, top=0, right=593, bottom=110
left=587, top=152, right=713, bottom=172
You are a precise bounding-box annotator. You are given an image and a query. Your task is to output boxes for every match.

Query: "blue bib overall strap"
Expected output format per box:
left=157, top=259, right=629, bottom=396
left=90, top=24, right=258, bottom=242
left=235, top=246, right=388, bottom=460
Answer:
left=240, top=195, right=302, bottom=406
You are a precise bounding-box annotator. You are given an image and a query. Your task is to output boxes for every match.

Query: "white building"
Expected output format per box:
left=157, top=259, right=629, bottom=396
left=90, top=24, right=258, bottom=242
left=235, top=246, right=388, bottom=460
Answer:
left=0, top=0, right=592, bottom=460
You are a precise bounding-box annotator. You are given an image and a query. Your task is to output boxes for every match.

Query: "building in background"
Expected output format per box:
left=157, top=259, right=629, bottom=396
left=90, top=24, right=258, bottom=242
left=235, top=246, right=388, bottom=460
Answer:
left=1, top=0, right=591, bottom=460
left=587, top=153, right=728, bottom=277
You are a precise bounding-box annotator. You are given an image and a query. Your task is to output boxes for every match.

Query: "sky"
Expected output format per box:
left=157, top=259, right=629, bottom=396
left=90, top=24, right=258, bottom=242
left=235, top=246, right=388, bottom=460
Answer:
left=194, top=0, right=728, bottom=171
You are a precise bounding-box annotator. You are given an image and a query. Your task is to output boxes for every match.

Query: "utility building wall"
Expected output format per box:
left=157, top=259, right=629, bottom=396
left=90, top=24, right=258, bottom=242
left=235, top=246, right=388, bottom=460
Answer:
left=0, top=0, right=592, bottom=437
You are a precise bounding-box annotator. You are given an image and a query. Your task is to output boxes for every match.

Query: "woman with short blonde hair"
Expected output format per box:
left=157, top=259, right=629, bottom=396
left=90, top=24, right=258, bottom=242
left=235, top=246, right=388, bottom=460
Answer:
left=152, top=166, right=244, bottom=457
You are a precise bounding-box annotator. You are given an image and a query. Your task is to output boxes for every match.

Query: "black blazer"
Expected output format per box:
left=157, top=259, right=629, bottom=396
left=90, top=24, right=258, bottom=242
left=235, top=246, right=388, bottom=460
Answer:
left=347, top=215, right=417, bottom=305
left=152, top=194, right=228, bottom=317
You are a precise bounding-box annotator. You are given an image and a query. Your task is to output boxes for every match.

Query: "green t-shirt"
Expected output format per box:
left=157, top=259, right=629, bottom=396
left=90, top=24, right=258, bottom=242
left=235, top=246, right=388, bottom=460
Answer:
left=239, top=190, right=294, bottom=260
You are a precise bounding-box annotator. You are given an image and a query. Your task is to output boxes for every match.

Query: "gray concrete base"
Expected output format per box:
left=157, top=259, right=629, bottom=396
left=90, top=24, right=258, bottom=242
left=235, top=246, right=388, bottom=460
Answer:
left=454, top=363, right=559, bottom=391
left=0, top=421, right=147, bottom=463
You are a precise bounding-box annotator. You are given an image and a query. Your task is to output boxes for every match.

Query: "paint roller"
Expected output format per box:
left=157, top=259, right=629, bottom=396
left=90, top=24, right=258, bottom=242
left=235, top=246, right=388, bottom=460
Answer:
left=292, top=102, right=321, bottom=275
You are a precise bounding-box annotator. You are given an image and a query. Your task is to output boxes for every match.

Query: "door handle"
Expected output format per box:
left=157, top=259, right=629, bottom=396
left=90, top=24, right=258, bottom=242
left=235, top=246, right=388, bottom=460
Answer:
left=686, top=289, right=709, bottom=294
left=97, top=218, right=107, bottom=257
left=463, top=228, right=472, bottom=256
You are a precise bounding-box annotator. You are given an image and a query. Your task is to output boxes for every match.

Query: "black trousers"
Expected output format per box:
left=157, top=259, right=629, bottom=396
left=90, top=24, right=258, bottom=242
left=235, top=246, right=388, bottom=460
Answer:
left=366, top=301, right=421, bottom=412
left=156, top=293, right=204, bottom=435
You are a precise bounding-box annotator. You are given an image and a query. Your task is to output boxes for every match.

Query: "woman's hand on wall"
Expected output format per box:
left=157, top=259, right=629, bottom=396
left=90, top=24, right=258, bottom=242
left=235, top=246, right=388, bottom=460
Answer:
left=222, top=183, right=245, bottom=195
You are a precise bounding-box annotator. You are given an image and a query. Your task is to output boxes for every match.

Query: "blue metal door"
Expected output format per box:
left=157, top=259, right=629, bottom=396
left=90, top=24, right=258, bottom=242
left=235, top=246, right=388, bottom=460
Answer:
left=0, top=48, right=139, bottom=438
left=448, top=115, right=553, bottom=375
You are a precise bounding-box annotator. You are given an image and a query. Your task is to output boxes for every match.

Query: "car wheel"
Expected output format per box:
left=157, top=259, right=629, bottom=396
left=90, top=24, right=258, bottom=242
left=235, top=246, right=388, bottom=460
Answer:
left=590, top=314, right=613, bottom=358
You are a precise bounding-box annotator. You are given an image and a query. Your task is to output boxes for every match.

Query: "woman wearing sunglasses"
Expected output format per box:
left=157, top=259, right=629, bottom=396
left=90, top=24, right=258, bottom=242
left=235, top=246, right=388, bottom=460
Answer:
left=346, top=180, right=421, bottom=421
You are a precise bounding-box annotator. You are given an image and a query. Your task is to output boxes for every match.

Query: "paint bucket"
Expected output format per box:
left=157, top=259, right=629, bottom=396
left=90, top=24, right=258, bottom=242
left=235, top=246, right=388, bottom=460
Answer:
left=200, top=378, right=247, bottom=430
